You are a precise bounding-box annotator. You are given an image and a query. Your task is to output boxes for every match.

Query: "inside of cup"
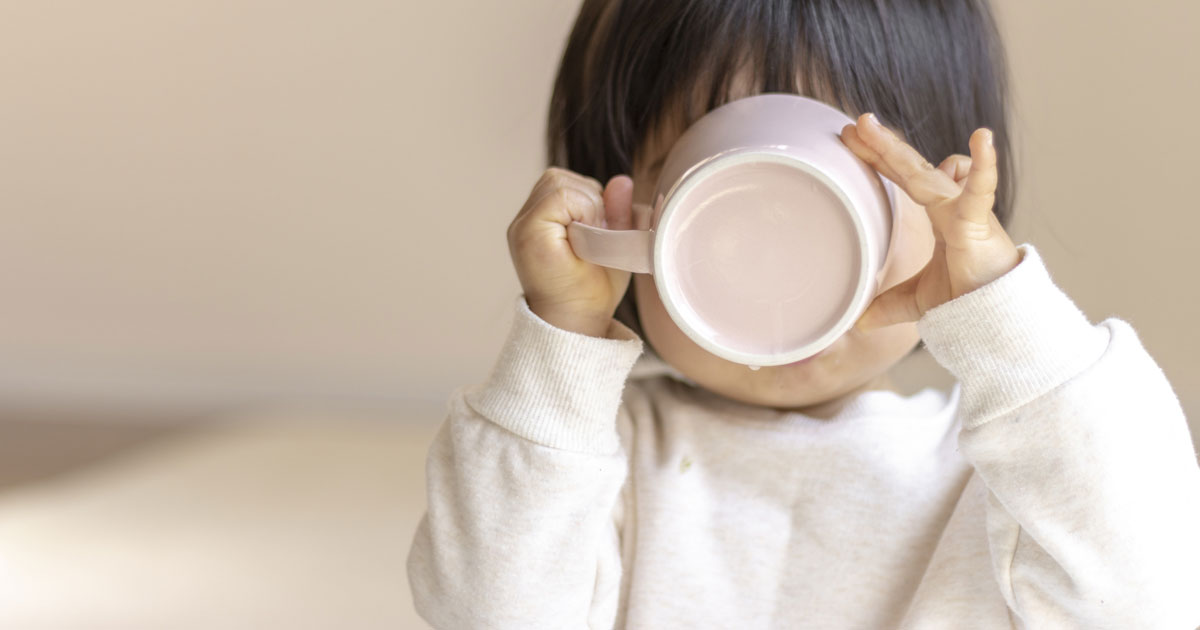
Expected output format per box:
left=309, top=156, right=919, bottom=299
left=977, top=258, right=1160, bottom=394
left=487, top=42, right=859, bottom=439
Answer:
left=658, top=154, right=862, bottom=361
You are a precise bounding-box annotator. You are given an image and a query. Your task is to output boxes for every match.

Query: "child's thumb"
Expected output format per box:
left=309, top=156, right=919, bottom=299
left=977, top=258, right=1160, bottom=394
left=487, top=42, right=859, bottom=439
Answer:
left=601, top=175, right=634, bottom=230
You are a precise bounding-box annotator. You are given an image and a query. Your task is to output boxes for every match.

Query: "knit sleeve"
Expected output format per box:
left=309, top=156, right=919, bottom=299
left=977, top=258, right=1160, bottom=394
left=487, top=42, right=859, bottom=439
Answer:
left=916, top=242, right=1200, bottom=628
left=406, top=295, right=644, bottom=629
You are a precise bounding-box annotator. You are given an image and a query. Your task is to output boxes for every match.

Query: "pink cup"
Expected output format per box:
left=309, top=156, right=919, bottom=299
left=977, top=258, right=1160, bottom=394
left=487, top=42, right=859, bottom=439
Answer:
left=566, top=93, right=902, bottom=368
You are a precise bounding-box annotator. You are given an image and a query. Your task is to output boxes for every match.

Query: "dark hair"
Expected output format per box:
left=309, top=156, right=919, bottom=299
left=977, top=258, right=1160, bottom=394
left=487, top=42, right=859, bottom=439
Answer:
left=546, top=0, right=1016, bottom=356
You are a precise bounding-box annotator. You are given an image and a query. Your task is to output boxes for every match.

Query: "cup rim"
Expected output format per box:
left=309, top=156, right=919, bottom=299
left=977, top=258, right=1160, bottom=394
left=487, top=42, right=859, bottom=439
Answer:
left=651, top=149, right=875, bottom=367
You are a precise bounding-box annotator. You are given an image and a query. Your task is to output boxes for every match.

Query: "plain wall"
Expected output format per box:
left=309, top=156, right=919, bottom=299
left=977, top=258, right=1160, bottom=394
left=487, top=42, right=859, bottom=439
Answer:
left=1, top=1, right=1196, bottom=440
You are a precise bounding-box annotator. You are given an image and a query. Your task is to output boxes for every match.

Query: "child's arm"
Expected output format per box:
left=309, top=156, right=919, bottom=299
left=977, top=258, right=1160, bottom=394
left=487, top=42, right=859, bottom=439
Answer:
left=406, top=295, right=643, bottom=629
left=916, top=242, right=1200, bottom=628
left=842, top=115, right=1200, bottom=626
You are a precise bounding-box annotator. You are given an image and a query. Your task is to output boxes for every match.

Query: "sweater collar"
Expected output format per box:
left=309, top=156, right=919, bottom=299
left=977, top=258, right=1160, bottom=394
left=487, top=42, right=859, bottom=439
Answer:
left=628, top=350, right=962, bottom=424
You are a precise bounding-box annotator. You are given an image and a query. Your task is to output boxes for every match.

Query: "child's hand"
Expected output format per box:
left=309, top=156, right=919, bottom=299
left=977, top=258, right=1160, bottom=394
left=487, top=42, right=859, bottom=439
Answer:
left=507, top=167, right=635, bottom=338
left=839, top=113, right=1022, bottom=331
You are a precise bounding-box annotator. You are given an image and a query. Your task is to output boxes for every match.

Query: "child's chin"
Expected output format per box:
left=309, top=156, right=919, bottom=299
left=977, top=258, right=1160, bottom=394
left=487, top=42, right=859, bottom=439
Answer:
left=742, top=364, right=843, bottom=404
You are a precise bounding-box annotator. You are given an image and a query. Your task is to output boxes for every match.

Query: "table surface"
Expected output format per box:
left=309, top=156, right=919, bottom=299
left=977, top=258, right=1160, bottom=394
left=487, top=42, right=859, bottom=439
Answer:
left=0, top=406, right=443, bottom=629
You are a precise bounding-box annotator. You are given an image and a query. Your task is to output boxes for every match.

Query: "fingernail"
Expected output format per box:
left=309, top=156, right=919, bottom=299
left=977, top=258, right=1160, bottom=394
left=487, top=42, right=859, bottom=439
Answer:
left=866, top=113, right=880, bottom=127
left=984, top=129, right=993, bottom=146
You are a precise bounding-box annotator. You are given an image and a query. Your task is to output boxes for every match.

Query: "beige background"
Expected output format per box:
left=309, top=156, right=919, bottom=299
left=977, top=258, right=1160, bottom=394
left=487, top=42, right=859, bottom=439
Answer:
left=0, top=1, right=1197, bottom=627
left=1, top=1, right=1197, bottom=425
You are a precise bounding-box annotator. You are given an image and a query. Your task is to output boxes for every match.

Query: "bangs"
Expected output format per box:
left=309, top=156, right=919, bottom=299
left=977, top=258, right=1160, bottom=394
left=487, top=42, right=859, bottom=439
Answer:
left=550, top=1, right=831, bottom=182
left=547, top=0, right=1012, bottom=232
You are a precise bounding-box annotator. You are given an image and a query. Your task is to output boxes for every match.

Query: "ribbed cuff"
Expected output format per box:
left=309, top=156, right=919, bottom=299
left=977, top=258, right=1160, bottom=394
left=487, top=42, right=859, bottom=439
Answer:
left=463, top=295, right=645, bottom=454
left=916, top=243, right=1110, bottom=430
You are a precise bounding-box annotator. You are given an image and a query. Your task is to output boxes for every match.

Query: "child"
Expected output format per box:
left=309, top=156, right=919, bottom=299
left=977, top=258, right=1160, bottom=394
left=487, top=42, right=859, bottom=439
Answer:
left=407, top=1, right=1200, bottom=627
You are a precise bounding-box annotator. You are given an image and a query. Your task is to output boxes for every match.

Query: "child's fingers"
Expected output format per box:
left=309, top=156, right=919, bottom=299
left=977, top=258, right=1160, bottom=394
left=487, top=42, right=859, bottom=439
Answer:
left=853, top=113, right=960, bottom=207
left=602, top=175, right=634, bottom=230
left=528, top=168, right=604, bottom=227
left=840, top=124, right=903, bottom=185
left=937, top=154, right=972, bottom=185
left=958, top=129, right=998, bottom=225
left=551, top=168, right=606, bottom=226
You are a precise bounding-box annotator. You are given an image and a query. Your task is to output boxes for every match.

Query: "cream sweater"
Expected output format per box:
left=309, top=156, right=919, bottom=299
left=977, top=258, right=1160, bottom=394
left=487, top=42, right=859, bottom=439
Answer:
left=407, top=243, right=1200, bottom=629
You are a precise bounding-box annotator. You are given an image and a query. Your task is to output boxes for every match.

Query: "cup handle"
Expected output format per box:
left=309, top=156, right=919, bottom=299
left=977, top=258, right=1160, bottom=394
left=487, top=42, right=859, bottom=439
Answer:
left=565, top=202, right=655, bottom=273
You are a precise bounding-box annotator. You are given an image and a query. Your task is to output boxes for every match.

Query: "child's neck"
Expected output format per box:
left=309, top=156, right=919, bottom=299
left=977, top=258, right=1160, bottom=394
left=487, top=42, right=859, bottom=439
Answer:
left=769, top=371, right=899, bottom=418
left=863, top=372, right=899, bottom=394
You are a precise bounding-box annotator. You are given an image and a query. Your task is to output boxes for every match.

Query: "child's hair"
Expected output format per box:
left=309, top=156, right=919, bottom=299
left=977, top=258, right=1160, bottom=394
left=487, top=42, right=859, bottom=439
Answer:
left=546, top=0, right=1016, bottom=356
